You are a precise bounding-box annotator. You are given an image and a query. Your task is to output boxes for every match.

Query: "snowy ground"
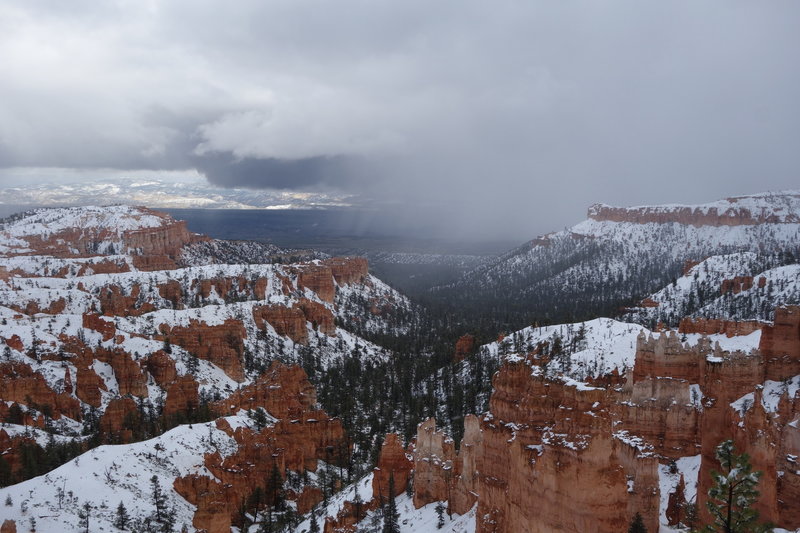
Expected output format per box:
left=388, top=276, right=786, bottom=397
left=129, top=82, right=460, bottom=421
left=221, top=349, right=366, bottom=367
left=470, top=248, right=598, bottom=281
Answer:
left=0, top=419, right=243, bottom=532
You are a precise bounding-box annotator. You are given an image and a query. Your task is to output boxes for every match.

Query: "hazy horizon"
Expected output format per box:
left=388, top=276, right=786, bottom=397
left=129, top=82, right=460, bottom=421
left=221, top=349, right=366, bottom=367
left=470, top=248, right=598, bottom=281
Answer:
left=1, top=1, right=799, bottom=240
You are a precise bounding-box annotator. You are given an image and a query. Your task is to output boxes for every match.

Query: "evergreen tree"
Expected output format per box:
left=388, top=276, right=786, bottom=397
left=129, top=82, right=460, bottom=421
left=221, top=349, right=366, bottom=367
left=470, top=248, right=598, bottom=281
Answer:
left=628, top=512, right=647, bottom=533
left=308, top=508, right=320, bottom=533
left=701, top=439, right=772, bottom=533
left=435, top=501, right=446, bottom=529
left=115, top=501, right=130, bottom=530
left=382, top=474, right=400, bottom=533
left=150, top=475, right=171, bottom=530
left=78, top=501, right=92, bottom=533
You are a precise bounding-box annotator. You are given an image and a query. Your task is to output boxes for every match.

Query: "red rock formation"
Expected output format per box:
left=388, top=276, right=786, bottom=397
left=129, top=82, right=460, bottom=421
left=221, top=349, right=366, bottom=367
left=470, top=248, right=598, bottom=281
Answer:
left=413, top=420, right=456, bottom=508
left=678, top=317, right=763, bottom=337
left=82, top=313, right=117, bottom=341
left=99, top=396, right=139, bottom=443
left=215, top=361, right=316, bottom=419
left=143, top=350, right=177, bottom=387
left=6, top=208, right=205, bottom=264
left=76, top=258, right=131, bottom=275
left=470, top=357, right=661, bottom=533
left=253, top=299, right=336, bottom=345
left=2, top=335, right=23, bottom=352
left=587, top=196, right=800, bottom=226
left=159, top=319, right=246, bottom=381
left=720, top=275, right=757, bottom=294
left=297, top=264, right=336, bottom=303
left=296, top=486, right=324, bottom=515
left=324, top=257, right=369, bottom=285
left=97, top=283, right=155, bottom=316
left=639, top=298, right=659, bottom=308
left=372, top=434, right=413, bottom=501
left=454, top=334, right=476, bottom=362
left=94, top=348, right=148, bottom=398
left=75, top=365, right=107, bottom=407
left=0, top=362, right=81, bottom=420
left=163, top=375, right=200, bottom=419
left=760, top=306, right=800, bottom=381
left=253, top=305, right=308, bottom=344
left=683, top=259, right=702, bottom=275
left=175, top=364, right=349, bottom=533
left=296, top=298, right=336, bottom=336
left=158, top=280, right=184, bottom=308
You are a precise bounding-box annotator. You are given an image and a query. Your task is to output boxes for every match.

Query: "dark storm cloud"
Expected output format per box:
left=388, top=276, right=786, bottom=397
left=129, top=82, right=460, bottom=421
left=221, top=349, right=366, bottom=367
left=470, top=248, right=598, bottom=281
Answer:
left=1, top=0, right=799, bottom=239
left=194, top=152, right=367, bottom=191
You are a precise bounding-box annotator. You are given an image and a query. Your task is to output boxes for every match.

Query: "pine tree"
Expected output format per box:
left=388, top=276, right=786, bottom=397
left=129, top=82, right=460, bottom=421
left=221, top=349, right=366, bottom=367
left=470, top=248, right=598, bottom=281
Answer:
left=435, top=501, right=445, bottom=529
left=150, top=475, right=170, bottom=528
left=382, top=473, right=400, bottom=533
left=78, top=501, right=92, bottom=533
left=628, top=512, right=647, bottom=533
left=701, top=439, right=772, bottom=533
left=115, top=501, right=130, bottom=530
left=308, top=508, right=320, bottom=533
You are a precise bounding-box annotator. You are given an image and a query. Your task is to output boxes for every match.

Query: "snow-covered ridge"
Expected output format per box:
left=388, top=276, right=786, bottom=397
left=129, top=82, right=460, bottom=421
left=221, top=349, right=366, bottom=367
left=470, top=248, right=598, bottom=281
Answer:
left=588, top=190, right=800, bottom=223
left=0, top=205, right=170, bottom=240
left=481, top=316, right=763, bottom=388
left=625, top=252, right=800, bottom=325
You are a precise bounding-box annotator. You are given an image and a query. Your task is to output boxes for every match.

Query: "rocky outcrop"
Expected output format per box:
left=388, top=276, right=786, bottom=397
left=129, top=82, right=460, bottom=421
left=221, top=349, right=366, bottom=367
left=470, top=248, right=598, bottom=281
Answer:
left=75, top=365, right=107, bottom=407
left=97, top=283, right=155, bottom=316
left=296, top=298, right=336, bottom=336
left=253, top=299, right=336, bottom=345
left=82, top=313, right=117, bottom=341
left=143, top=350, right=177, bottom=387
left=99, top=397, right=139, bottom=443
left=454, top=334, right=476, bottom=362
left=398, top=309, right=800, bottom=532
left=95, top=348, right=148, bottom=397
left=2, top=335, right=23, bottom=352
left=163, top=375, right=199, bottom=419
left=253, top=305, right=309, bottom=344
left=214, top=361, right=316, bottom=419
left=465, top=357, right=660, bottom=533
left=5, top=208, right=204, bottom=264
left=325, top=257, right=369, bottom=285
left=372, top=434, right=413, bottom=501
left=297, top=265, right=336, bottom=303
left=678, top=317, right=763, bottom=337
left=159, top=319, right=246, bottom=381
left=588, top=195, right=800, bottom=226
left=0, top=362, right=81, bottom=420
left=175, top=364, right=348, bottom=533
left=759, top=306, right=800, bottom=380
left=720, top=275, right=766, bottom=294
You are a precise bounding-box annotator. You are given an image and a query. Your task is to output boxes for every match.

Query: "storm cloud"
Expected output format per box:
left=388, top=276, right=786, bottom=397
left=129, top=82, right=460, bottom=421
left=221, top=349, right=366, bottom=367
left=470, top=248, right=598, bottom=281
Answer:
left=1, top=1, right=799, bottom=239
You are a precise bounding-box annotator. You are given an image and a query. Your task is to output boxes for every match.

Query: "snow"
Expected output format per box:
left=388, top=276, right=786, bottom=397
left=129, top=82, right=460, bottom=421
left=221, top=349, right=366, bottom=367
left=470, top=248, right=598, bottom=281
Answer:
left=731, top=375, right=800, bottom=415
left=658, top=455, right=701, bottom=532
left=0, top=421, right=238, bottom=532
left=484, top=318, right=649, bottom=382
left=0, top=205, right=169, bottom=255
left=323, top=492, right=476, bottom=533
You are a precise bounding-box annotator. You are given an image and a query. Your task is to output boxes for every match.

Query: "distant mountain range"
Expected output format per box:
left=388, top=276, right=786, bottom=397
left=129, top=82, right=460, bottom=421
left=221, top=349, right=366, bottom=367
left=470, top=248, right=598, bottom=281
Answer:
left=0, top=174, right=354, bottom=211
left=435, top=191, right=800, bottom=329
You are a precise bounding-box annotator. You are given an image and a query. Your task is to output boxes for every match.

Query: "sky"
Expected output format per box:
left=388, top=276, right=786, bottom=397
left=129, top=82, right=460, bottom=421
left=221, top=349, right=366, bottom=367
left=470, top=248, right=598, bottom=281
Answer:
left=1, top=1, right=799, bottom=240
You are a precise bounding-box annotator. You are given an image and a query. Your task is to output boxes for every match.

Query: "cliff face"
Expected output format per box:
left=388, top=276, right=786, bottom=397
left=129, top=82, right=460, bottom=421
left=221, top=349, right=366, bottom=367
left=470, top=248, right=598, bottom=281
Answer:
left=588, top=193, right=800, bottom=226
left=1, top=207, right=205, bottom=266
left=175, top=362, right=348, bottom=533
left=390, top=307, right=800, bottom=533
left=159, top=318, right=247, bottom=381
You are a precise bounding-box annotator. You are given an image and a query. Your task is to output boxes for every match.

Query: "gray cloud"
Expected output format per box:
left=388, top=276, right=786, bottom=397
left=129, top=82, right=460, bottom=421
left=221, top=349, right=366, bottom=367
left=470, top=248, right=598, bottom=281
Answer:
left=1, top=1, right=799, bottom=240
